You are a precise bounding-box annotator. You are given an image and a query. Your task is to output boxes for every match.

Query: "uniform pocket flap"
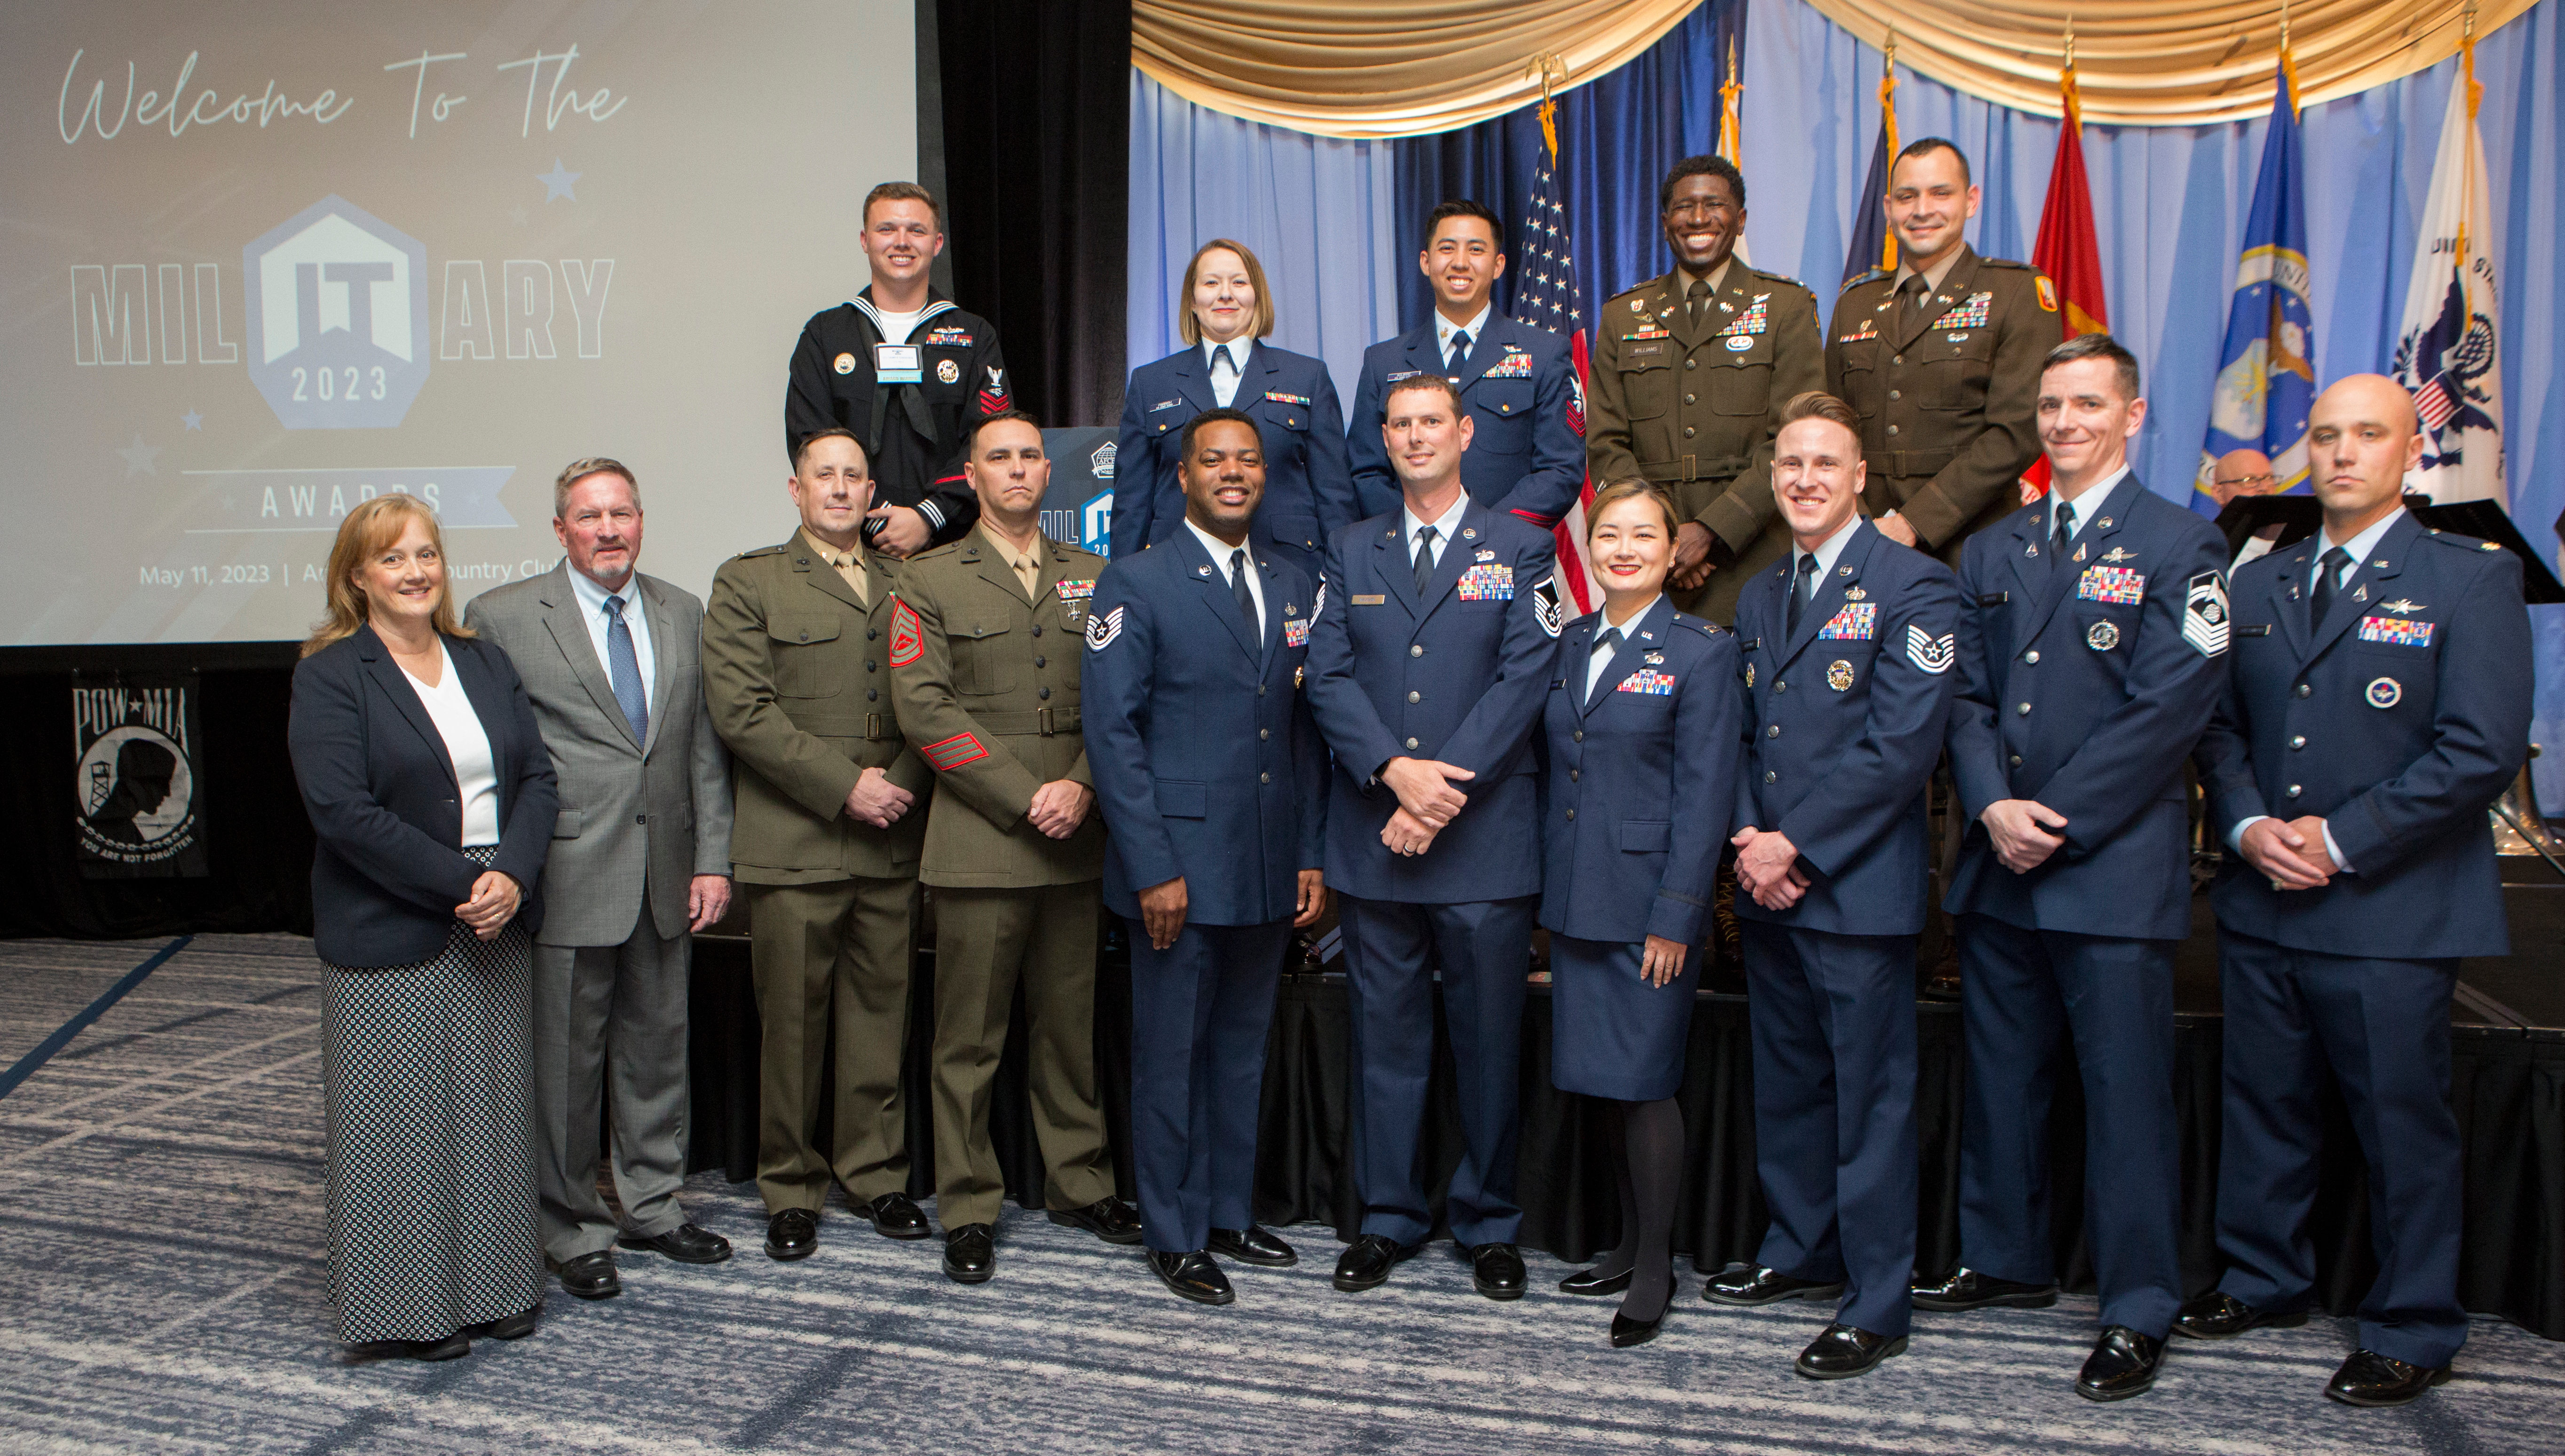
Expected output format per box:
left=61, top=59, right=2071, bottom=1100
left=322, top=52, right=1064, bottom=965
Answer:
left=1618, top=819, right=1671, bottom=852
left=1154, top=779, right=1208, bottom=819
left=767, top=614, right=841, bottom=645
left=1263, top=513, right=1323, bottom=548
left=553, top=809, right=583, bottom=839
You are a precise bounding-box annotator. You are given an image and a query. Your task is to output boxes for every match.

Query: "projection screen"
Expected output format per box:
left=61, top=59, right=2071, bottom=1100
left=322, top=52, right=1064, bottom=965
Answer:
left=1, top=0, right=918, bottom=644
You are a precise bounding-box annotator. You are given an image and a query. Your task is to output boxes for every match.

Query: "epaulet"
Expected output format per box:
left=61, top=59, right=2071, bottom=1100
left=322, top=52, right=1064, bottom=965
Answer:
left=1060, top=543, right=1107, bottom=567
left=1602, top=278, right=1657, bottom=305
left=1751, top=267, right=1812, bottom=294
left=733, top=544, right=784, bottom=559
left=2419, top=527, right=2501, bottom=554
left=908, top=542, right=963, bottom=565
left=1840, top=268, right=1891, bottom=292
left=1978, top=255, right=2036, bottom=271
left=1673, top=614, right=1724, bottom=637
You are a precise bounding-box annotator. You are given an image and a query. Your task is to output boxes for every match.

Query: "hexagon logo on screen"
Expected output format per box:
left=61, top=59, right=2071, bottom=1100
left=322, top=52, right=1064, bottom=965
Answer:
left=242, top=196, right=430, bottom=429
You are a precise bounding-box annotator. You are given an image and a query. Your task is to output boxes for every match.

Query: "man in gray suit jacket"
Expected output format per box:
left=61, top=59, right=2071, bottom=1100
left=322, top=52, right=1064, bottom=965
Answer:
left=466, top=457, right=737, bottom=1300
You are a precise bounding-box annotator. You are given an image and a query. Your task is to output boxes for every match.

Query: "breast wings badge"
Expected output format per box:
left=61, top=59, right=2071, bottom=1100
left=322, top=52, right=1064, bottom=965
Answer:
left=1532, top=576, right=1563, bottom=638
left=2182, top=571, right=2230, bottom=656
left=1906, top=624, right=1955, bottom=675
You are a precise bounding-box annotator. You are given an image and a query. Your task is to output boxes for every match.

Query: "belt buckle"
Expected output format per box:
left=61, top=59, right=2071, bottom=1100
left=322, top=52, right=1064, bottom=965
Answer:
left=1037, top=706, right=1055, bottom=736
left=1682, top=453, right=1697, bottom=483
left=866, top=712, right=883, bottom=740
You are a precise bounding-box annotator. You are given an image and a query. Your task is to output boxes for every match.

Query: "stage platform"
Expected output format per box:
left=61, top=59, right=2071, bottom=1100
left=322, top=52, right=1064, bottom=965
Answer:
left=4, top=931, right=2562, bottom=1454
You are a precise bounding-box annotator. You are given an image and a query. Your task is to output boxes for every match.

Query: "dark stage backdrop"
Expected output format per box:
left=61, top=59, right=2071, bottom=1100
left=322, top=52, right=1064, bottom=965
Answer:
left=937, top=0, right=1132, bottom=429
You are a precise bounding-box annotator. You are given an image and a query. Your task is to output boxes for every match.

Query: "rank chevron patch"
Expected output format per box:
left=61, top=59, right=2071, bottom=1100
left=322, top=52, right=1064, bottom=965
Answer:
left=1906, top=624, right=1956, bottom=675
left=2182, top=572, right=2231, bottom=657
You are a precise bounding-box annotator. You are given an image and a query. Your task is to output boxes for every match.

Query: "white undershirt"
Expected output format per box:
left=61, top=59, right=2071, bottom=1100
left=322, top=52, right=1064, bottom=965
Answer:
left=401, top=642, right=501, bottom=847
left=873, top=306, right=929, bottom=346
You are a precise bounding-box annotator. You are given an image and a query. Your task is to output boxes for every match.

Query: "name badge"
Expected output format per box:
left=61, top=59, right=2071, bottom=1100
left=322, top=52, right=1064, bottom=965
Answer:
left=874, top=343, right=923, bottom=384
left=1352, top=594, right=1386, bottom=606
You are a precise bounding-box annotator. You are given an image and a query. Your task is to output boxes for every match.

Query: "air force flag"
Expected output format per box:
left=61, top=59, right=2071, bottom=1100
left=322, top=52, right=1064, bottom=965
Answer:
left=2391, top=52, right=2504, bottom=506
left=2195, top=60, right=2315, bottom=514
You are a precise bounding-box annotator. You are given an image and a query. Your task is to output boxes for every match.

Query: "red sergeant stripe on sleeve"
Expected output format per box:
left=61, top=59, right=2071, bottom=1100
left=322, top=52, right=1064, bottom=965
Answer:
left=921, top=732, right=988, bottom=771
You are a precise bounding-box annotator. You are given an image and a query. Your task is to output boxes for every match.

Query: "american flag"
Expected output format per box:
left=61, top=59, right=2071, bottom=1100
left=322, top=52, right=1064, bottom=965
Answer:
left=2415, top=371, right=2459, bottom=432
left=1514, top=148, right=1602, bottom=614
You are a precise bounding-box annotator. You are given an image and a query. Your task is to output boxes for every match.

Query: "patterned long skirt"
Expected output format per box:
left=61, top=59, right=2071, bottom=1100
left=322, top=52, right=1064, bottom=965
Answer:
left=321, top=845, right=543, bottom=1345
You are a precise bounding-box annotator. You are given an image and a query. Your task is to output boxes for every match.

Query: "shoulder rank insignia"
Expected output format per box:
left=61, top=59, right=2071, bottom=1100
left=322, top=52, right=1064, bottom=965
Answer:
left=1906, top=625, right=1955, bottom=675
left=1531, top=576, right=1563, bottom=638
left=888, top=598, right=924, bottom=667
left=2035, top=275, right=2060, bottom=312
left=2183, top=572, right=2231, bottom=657
left=1084, top=603, right=1126, bottom=651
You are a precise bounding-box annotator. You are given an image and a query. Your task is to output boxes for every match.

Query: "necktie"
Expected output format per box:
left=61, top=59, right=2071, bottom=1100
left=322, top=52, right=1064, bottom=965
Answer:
left=1413, top=525, right=1438, bottom=595
left=1446, top=329, right=1472, bottom=374
left=823, top=545, right=866, bottom=604
left=1786, top=554, right=1819, bottom=637
left=2310, top=545, right=2351, bottom=630
left=1685, top=280, right=1711, bottom=328
left=604, top=594, right=648, bottom=745
left=1903, top=274, right=1932, bottom=321
left=1230, top=547, right=1260, bottom=645
left=1012, top=546, right=1041, bottom=601
left=2052, top=502, right=2076, bottom=581
left=1587, top=627, right=1622, bottom=706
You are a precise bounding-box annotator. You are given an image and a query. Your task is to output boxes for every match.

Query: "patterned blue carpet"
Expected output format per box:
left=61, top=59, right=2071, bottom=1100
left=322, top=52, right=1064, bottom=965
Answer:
left=4, top=933, right=2561, bottom=1453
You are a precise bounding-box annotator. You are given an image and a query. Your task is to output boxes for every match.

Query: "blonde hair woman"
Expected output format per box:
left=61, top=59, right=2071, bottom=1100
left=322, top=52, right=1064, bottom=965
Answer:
left=287, top=495, right=557, bottom=1360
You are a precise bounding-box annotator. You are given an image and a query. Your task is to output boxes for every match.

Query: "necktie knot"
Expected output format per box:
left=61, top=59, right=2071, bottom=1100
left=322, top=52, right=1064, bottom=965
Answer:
left=2320, top=546, right=2351, bottom=576
left=1447, top=330, right=1472, bottom=371
left=605, top=593, right=626, bottom=619
left=1595, top=626, right=1622, bottom=653
left=1787, top=554, right=1820, bottom=636
left=1412, top=526, right=1439, bottom=595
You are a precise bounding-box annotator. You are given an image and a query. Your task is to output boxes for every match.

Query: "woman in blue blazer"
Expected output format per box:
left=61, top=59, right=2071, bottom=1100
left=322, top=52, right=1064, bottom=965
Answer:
left=288, top=495, right=557, bottom=1362
left=1538, top=480, right=1742, bottom=1348
left=1111, top=238, right=1357, bottom=585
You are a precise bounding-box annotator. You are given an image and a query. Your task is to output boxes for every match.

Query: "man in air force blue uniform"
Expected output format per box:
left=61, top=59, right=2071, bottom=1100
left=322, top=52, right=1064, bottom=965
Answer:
left=2181, top=374, right=2530, bottom=1409
left=1709, top=393, right=1960, bottom=1381
left=1083, top=408, right=1331, bottom=1307
left=1344, top=200, right=1582, bottom=528
left=1304, top=373, right=1557, bottom=1301
left=1930, top=335, right=2230, bottom=1401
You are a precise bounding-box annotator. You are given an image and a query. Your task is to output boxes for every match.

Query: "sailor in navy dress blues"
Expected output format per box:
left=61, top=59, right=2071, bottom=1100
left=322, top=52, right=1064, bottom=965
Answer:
left=1932, top=336, right=2231, bottom=1401
left=1302, top=373, right=1556, bottom=1304
left=1709, top=394, right=1961, bottom=1381
left=783, top=183, right=1008, bottom=555
left=2185, top=375, right=2532, bottom=1409
left=1538, top=480, right=1740, bottom=1350
left=1343, top=200, right=1582, bottom=526
left=1081, top=408, right=1331, bottom=1307
left=1111, top=239, right=1357, bottom=586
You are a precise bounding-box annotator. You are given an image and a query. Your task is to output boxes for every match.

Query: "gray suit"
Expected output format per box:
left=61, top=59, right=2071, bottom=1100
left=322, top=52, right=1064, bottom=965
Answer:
left=467, top=563, right=734, bottom=1261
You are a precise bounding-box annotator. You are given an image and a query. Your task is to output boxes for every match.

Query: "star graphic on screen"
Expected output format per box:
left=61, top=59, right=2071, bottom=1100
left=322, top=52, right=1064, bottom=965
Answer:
left=537, top=159, right=582, bottom=202
left=118, top=432, right=161, bottom=478
left=181, top=409, right=203, bottom=431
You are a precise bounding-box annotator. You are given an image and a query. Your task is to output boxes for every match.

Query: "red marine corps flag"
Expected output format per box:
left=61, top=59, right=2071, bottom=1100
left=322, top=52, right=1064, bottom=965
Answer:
left=2020, top=36, right=2109, bottom=504
left=1512, top=69, right=1597, bottom=614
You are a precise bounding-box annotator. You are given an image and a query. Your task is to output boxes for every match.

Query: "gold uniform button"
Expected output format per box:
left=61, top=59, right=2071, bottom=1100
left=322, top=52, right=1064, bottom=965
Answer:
left=2295, top=684, right=2312, bottom=698
left=1767, top=725, right=1780, bottom=739
left=1684, top=426, right=1697, bottom=439
left=1685, top=393, right=1697, bottom=405
left=1404, top=736, right=1420, bottom=749
left=1260, top=771, right=1271, bottom=784
left=2286, top=784, right=2303, bottom=799
left=1892, top=354, right=1904, bottom=366
left=1407, top=691, right=1421, bottom=703
left=2009, top=754, right=2022, bottom=767
left=1888, top=390, right=1902, bottom=401
left=1410, top=644, right=1424, bottom=658
left=1887, top=425, right=1901, bottom=437
left=2017, top=702, right=2032, bottom=716
left=1258, top=728, right=1270, bottom=740
left=1764, top=770, right=1778, bottom=783
left=1685, top=358, right=1698, bottom=370
left=2024, top=650, right=2040, bottom=664
left=1574, top=731, right=1584, bottom=742
left=2290, top=735, right=2306, bottom=750
left=1569, top=769, right=1579, bottom=782
left=1565, top=809, right=1576, bottom=821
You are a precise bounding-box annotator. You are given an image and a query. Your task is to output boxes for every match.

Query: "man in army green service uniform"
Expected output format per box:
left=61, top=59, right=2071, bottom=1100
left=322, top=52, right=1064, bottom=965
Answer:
left=702, top=426, right=936, bottom=1265
left=1827, top=137, right=2063, bottom=567
left=1587, top=154, right=1823, bottom=625
left=887, top=409, right=1137, bottom=1285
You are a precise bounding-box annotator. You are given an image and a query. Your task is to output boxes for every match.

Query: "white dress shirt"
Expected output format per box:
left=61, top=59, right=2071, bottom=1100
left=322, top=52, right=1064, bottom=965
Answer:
left=1203, top=338, right=1252, bottom=408
left=2047, top=466, right=2131, bottom=543
left=1401, top=490, right=1472, bottom=575
left=1185, top=517, right=1266, bottom=637
left=401, top=642, right=501, bottom=847
left=1586, top=593, right=1664, bottom=698
left=1791, top=512, right=1863, bottom=592
left=567, top=564, right=655, bottom=716
left=1433, top=304, right=1492, bottom=373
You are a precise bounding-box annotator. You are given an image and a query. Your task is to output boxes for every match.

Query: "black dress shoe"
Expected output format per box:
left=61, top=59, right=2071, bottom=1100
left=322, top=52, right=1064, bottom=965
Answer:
left=1332, top=1233, right=1417, bottom=1292
left=468, top=1307, right=537, bottom=1340
left=1209, top=1225, right=1298, bottom=1267
left=1049, top=1196, right=1144, bottom=1245
left=555, top=1250, right=621, bottom=1300
left=1909, top=1267, right=2059, bottom=1311
left=2174, top=1289, right=2308, bottom=1340
left=1467, top=1243, right=1527, bottom=1300
left=1705, top=1264, right=1847, bottom=1307
left=1797, top=1323, right=1908, bottom=1379
left=358, top=1332, right=469, bottom=1362
left=1149, top=1250, right=1237, bottom=1306
left=765, top=1207, right=819, bottom=1262
left=855, top=1191, right=933, bottom=1240
left=1559, top=1265, right=1634, bottom=1297
left=618, top=1221, right=733, bottom=1265
left=1610, top=1306, right=1667, bottom=1349
left=2326, top=1349, right=2453, bottom=1407
left=2077, top=1325, right=2167, bottom=1401
left=943, top=1223, right=995, bottom=1284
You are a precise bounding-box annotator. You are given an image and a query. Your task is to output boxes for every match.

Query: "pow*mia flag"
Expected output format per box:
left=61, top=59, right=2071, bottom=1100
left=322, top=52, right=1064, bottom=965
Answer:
left=72, top=671, right=210, bottom=878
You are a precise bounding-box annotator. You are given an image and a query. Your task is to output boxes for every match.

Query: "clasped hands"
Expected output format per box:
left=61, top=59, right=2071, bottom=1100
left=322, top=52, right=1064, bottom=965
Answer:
left=2238, top=815, right=2339, bottom=890
left=454, top=870, right=521, bottom=941
left=1380, top=756, right=1474, bottom=858
left=1730, top=826, right=1810, bottom=911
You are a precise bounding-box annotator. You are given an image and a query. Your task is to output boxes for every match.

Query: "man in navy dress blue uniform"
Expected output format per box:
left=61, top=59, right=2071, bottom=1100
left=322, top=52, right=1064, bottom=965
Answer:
left=1304, top=373, right=1558, bottom=1300
left=1344, top=200, right=1582, bottom=527
left=2182, top=374, right=2530, bottom=1408
left=1930, top=334, right=2231, bottom=1401
left=1083, top=408, right=1332, bottom=1307
left=1710, top=393, right=1961, bottom=1380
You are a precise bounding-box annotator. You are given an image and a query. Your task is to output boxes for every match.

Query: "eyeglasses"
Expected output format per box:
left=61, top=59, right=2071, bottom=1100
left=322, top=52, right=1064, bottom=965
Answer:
left=2213, top=472, right=2275, bottom=490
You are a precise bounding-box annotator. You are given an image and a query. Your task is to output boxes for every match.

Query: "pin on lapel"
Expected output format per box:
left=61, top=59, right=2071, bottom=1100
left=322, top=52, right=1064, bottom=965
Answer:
left=2073, top=543, right=2087, bottom=563
left=2375, top=558, right=2390, bottom=568
left=1644, top=650, right=1665, bottom=665
left=2027, top=542, right=2040, bottom=557
left=1197, top=565, right=1212, bottom=577
left=2354, top=584, right=2369, bottom=602
left=1844, top=586, right=1867, bottom=601
left=1462, top=527, right=1477, bottom=540
left=2097, top=517, right=2113, bottom=529
left=1719, top=300, right=1735, bottom=312
left=1839, top=565, right=1853, bottom=576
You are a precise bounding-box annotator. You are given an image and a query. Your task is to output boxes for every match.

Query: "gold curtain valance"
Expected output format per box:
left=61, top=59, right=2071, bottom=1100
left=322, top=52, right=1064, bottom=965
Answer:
left=1801, top=1, right=2534, bottom=125
left=1129, top=0, right=1705, bottom=139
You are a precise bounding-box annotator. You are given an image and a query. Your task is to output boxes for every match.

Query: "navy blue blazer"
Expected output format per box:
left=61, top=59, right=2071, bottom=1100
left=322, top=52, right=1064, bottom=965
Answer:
left=2195, top=513, right=2529, bottom=959
left=1733, top=519, right=1962, bottom=936
left=1303, top=498, right=1557, bottom=903
left=1944, top=475, right=2231, bottom=940
left=1537, top=596, right=1740, bottom=944
left=1110, top=341, right=1358, bottom=579
left=288, top=625, right=559, bottom=967
left=1081, top=528, right=1328, bottom=926
left=1344, top=313, right=1582, bottom=526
